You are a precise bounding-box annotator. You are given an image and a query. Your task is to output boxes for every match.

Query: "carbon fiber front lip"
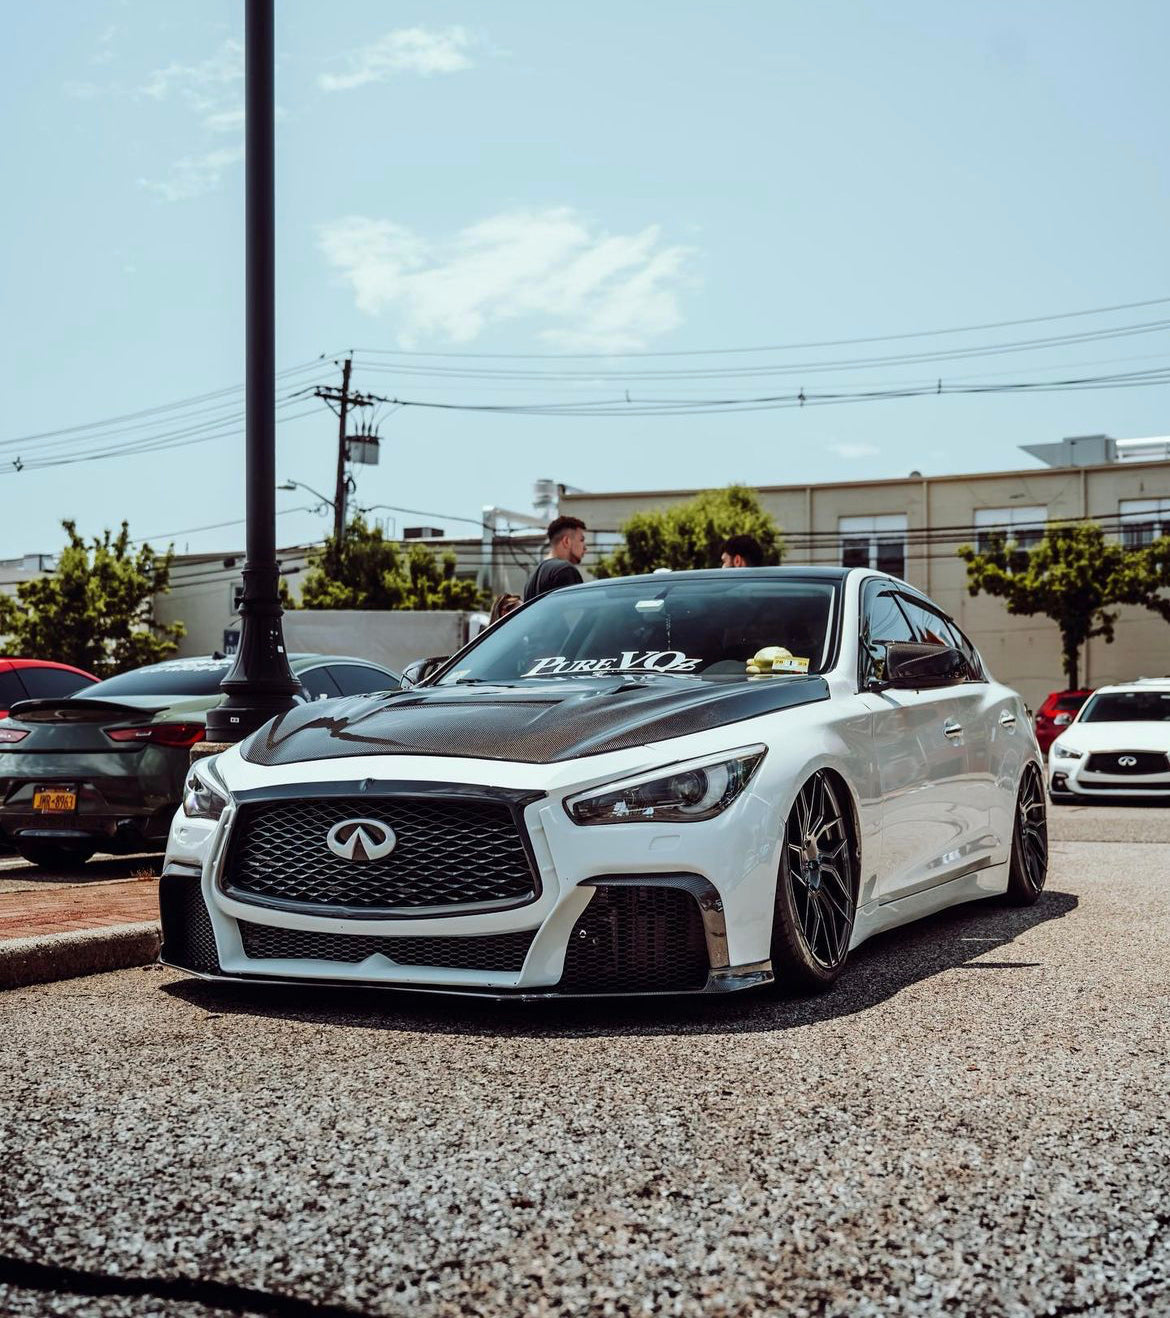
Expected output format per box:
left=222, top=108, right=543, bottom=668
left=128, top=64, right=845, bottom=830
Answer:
left=157, top=958, right=774, bottom=999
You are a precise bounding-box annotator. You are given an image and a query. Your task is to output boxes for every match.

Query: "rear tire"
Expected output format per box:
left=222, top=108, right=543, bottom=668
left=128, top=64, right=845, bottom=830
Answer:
left=1005, top=764, right=1048, bottom=906
left=770, top=772, right=858, bottom=994
left=16, top=842, right=96, bottom=872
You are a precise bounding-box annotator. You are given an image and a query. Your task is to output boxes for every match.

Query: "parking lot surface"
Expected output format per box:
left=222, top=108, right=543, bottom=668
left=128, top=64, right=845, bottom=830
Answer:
left=0, top=805, right=1166, bottom=1317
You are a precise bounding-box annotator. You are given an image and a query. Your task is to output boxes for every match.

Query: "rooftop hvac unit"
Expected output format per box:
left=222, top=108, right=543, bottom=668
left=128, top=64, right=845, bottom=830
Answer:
left=404, top=526, right=445, bottom=540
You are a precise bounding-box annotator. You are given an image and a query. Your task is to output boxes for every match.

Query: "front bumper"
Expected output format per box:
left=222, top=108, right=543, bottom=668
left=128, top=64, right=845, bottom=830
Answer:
left=160, top=768, right=782, bottom=997
left=1048, top=757, right=1170, bottom=801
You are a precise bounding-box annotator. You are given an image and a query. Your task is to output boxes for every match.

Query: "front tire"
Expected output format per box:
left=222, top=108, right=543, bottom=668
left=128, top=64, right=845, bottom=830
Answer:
left=770, top=772, right=858, bottom=993
left=1005, top=764, right=1048, bottom=905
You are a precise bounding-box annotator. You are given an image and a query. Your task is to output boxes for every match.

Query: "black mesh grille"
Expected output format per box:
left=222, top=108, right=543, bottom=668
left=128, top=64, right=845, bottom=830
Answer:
left=159, top=874, right=221, bottom=975
left=1085, top=751, right=1169, bottom=775
left=224, top=796, right=537, bottom=914
left=559, top=885, right=709, bottom=993
left=238, top=921, right=536, bottom=971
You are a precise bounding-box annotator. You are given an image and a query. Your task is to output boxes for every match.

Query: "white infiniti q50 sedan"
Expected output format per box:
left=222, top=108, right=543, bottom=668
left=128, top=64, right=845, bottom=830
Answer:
left=159, top=567, right=1047, bottom=998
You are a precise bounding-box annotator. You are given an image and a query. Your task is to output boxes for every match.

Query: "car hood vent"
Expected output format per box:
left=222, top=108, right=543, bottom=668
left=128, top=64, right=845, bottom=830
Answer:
left=240, top=675, right=830, bottom=766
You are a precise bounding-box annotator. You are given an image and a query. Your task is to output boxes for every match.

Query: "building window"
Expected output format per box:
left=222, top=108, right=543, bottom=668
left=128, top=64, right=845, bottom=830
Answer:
left=973, top=506, right=1047, bottom=563
left=838, top=515, right=907, bottom=579
left=1119, top=498, right=1170, bottom=549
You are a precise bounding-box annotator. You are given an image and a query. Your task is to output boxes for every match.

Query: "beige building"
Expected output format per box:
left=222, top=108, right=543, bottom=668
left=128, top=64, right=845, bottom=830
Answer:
left=561, top=444, right=1170, bottom=709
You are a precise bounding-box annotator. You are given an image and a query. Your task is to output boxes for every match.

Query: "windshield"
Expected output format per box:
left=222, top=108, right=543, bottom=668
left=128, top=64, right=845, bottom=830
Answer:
left=1078, top=691, right=1170, bottom=723
left=84, top=658, right=234, bottom=699
left=438, top=576, right=839, bottom=685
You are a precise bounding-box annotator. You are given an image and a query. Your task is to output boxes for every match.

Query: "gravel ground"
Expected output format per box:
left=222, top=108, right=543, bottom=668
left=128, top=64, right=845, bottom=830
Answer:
left=0, top=806, right=1167, bottom=1317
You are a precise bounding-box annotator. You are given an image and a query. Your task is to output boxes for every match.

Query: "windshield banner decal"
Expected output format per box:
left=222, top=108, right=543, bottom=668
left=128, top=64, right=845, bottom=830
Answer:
left=523, top=650, right=702, bottom=677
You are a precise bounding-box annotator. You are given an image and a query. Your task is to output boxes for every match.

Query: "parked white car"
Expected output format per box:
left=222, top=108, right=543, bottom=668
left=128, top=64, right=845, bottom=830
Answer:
left=1048, top=678, right=1170, bottom=804
left=160, top=568, right=1047, bottom=999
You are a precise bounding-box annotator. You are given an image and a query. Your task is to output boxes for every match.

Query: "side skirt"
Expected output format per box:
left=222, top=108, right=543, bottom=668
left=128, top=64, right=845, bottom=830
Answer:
left=849, top=861, right=1010, bottom=950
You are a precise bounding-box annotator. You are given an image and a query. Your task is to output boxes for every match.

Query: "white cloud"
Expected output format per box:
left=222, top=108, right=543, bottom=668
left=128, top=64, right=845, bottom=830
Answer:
left=139, top=147, right=244, bottom=203
left=91, top=24, right=118, bottom=66
left=137, top=40, right=244, bottom=199
left=830, top=442, right=881, bottom=460
left=318, top=208, right=695, bottom=351
left=319, top=26, right=475, bottom=92
left=140, top=40, right=243, bottom=111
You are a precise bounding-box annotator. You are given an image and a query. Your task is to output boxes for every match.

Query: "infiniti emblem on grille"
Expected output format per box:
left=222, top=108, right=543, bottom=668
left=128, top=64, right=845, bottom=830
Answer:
left=326, top=819, right=397, bottom=862
left=1118, top=755, right=1138, bottom=767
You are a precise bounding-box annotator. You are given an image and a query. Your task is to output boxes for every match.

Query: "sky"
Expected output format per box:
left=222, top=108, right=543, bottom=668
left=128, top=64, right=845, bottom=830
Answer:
left=1, top=0, right=1168, bottom=560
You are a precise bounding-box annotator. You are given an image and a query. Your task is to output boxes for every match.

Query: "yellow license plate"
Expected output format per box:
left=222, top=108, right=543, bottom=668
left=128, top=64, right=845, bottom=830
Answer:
left=33, top=789, right=77, bottom=813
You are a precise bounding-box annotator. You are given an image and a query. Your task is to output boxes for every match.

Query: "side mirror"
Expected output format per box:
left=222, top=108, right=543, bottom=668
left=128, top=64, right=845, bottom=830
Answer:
left=883, top=642, right=968, bottom=689
left=400, top=655, right=451, bottom=689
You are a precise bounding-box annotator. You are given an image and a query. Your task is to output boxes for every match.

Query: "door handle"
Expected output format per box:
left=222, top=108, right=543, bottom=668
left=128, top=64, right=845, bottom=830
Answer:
left=999, top=710, right=1017, bottom=727
left=943, top=721, right=963, bottom=738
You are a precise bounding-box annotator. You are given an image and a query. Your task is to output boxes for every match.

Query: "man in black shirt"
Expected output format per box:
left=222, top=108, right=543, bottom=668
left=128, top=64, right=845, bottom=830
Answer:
left=523, top=516, right=588, bottom=601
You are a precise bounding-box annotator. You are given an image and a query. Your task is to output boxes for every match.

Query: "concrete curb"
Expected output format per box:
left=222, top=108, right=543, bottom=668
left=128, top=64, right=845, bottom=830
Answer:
left=0, top=922, right=161, bottom=991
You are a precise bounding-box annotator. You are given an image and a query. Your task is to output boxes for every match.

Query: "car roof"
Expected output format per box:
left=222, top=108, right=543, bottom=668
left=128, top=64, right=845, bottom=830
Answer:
left=573, top=565, right=855, bottom=589
left=0, top=659, right=96, bottom=677
left=1086, top=679, right=1170, bottom=695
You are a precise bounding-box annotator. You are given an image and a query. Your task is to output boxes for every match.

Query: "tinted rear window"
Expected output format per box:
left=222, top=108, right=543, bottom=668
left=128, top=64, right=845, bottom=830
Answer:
left=85, top=660, right=233, bottom=698
left=0, top=671, right=27, bottom=708
left=20, top=668, right=95, bottom=699
left=1055, top=695, right=1088, bottom=711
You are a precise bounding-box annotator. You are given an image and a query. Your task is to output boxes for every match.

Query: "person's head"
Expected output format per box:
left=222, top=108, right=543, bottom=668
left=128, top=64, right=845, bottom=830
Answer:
left=489, top=593, right=521, bottom=625
left=720, top=534, right=764, bottom=568
left=547, top=515, right=587, bottom=565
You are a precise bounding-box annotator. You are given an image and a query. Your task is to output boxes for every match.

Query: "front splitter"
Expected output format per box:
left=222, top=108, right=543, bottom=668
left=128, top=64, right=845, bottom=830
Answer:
left=158, top=957, right=774, bottom=1001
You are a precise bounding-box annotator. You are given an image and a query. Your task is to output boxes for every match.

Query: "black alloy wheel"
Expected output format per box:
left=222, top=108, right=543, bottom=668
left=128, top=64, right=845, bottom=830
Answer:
left=1004, top=763, right=1048, bottom=906
left=770, top=772, right=857, bottom=992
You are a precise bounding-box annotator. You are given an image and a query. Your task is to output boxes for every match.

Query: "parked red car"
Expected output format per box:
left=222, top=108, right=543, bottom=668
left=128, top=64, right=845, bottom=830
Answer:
left=1034, top=688, right=1093, bottom=754
left=0, top=660, right=97, bottom=719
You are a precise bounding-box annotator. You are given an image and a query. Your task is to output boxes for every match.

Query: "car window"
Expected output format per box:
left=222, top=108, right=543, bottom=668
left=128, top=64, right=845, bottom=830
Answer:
left=947, top=622, right=985, bottom=681
left=327, top=664, right=399, bottom=696
left=898, top=596, right=958, bottom=648
left=859, top=583, right=915, bottom=686
left=1080, top=691, right=1170, bottom=722
left=0, top=671, right=27, bottom=710
left=19, top=668, right=95, bottom=699
left=436, top=577, right=841, bottom=684
left=298, top=666, right=343, bottom=701
left=86, top=659, right=233, bottom=698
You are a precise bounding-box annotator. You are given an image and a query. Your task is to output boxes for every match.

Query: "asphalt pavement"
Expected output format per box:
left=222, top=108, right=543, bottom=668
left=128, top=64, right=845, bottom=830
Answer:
left=0, top=805, right=1167, bottom=1317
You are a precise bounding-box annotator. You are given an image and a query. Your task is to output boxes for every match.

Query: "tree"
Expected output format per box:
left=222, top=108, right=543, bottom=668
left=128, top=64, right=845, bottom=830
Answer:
left=0, top=520, right=183, bottom=677
left=592, top=485, right=784, bottom=577
left=295, top=517, right=489, bottom=611
left=958, top=522, right=1170, bottom=688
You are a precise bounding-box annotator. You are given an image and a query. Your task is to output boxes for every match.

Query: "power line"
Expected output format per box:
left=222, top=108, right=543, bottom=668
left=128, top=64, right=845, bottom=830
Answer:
left=353, top=294, right=1170, bottom=359
left=351, top=319, right=1170, bottom=382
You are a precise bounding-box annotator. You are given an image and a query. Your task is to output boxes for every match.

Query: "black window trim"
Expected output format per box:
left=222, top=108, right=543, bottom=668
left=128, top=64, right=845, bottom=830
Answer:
left=857, top=577, right=986, bottom=691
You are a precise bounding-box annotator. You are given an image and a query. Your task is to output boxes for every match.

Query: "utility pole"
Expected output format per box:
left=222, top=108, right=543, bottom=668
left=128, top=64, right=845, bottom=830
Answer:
left=205, top=0, right=301, bottom=742
left=314, top=357, right=378, bottom=571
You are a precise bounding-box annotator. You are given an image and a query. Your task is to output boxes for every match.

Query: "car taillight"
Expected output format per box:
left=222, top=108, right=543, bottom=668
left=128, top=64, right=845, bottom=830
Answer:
left=106, top=723, right=205, bottom=749
left=0, top=727, right=28, bottom=744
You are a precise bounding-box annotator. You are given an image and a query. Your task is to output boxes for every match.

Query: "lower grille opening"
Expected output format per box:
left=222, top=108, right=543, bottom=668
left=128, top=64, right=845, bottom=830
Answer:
left=238, top=922, right=536, bottom=972
left=159, top=874, right=221, bottom=975
left=559, top=884, right=709, bottom=994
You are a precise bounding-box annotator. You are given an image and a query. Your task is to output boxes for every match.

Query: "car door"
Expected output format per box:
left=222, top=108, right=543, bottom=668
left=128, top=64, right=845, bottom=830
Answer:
left=857, top=581, right=986, bottom=903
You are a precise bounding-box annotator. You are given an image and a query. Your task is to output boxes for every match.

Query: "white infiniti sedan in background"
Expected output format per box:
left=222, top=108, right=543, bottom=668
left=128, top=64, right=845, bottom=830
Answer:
left=1048, top=678, right=1170, bottom=804
left=160, top=567, right=1047, bottom=999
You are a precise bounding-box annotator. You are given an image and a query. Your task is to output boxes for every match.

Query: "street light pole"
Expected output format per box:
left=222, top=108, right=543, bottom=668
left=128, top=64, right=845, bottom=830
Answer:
left=205, top=0, right=301, bottom=742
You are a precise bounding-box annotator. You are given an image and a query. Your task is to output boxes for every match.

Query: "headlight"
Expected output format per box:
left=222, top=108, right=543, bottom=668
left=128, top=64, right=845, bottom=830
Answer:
left=1050, top=741, right=1083, bottom=761
left=565, top=747, right=765, bottom=826
left=182, top=756, right=230, bottom=821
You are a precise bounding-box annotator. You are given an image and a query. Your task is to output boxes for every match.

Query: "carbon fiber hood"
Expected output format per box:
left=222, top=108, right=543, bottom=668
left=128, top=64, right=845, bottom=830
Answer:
left=239, top=675, right=830, bottom=767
